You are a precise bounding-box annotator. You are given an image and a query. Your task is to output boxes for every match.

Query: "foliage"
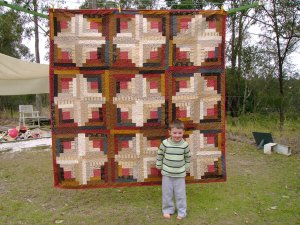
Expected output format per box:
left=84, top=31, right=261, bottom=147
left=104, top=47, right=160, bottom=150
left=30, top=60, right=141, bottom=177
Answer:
left=225, top=0, right=300, bottom=127
left=0, top=1, right=65, bottom=114
left=80, top=0, right=158, bottom=10
left=15, top=0, right=65, bottom=61
left=79, top=0, right=225, bottom=10
left=252, top=0, right=300, bottom=128
left=256, top=0, right=300, bottom=62
left=225, top=0, right=260, bottom=117
left=226, top=42, right=300, bottom=117
left=165, top=0, right=225, bottom=9
left=0, top=6, right=32, bottom=59
left=0, top=94, right=49, bottom=118
left=0, top=2, right=35, bottom=117
left=227, top=113, right=300, bottom=137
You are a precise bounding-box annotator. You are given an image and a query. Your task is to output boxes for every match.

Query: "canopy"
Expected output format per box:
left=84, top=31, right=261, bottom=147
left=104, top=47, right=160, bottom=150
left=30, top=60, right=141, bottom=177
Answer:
left=0, top=53, right=49, bottom=95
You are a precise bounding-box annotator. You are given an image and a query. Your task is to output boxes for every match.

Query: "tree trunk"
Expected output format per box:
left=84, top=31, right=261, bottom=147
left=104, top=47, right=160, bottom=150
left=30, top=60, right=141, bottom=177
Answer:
left=236, top=11, right=245, bottom=115
left=230, top=13, right=236, bottom=70
left=91, top=0, right=97, bottom=9
left=230, top=3, right=238, bottom=117
left=272, top=1, right=284, bottom=130
left=242, top=81, right=252, bottom=115
left=33, top=0, right=42, bottom=115
left=278, top=58, right=284, bottom=130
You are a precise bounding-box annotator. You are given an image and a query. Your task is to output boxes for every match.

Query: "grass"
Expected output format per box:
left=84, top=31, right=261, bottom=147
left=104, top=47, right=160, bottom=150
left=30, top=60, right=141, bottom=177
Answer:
left=0, top=139, right=299, bottom=225
left=226, top=113, right=300, bottom=154
left=226, top=113, right=300, bottom=135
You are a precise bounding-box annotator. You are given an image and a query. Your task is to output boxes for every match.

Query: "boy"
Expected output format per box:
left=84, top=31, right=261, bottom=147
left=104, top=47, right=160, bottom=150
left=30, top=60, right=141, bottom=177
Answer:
left=156, top=119, right=191, bottom=220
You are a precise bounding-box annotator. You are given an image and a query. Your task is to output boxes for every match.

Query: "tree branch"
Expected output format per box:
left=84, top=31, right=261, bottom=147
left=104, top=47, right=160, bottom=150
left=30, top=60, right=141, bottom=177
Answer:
left=244, top=14, right=275, bottom=29
left=261, top=4, right=277, bottom=27
left=28, top=16, right=48, bottom=34
left=282, top=39, right=300, bottom=61
left=247, top=32, right=276, bottom=42
left=281, top=13, right=299, bottom=62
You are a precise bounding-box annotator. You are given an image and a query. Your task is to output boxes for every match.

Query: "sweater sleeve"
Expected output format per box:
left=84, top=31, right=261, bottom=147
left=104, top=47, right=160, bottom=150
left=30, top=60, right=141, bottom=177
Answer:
left=156, top=142, right=165, bottom=170
left=184, top=145, right=191, bottom=170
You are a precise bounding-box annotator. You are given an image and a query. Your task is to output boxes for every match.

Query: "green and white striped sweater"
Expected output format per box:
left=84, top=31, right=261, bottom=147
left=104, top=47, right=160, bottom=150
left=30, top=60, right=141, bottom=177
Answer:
left=156, top=138, right=191, bottom=177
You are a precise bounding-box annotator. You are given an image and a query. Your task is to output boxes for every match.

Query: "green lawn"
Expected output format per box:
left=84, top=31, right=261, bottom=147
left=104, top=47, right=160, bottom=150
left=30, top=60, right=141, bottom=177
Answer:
left=0, top=139, right=299, bottom=225
left=226, top=114, right=300, bottom=154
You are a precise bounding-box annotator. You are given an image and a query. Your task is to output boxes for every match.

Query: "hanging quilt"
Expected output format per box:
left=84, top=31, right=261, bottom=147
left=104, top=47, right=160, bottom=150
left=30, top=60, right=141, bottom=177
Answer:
left=49, top=9, right=226, bottom=188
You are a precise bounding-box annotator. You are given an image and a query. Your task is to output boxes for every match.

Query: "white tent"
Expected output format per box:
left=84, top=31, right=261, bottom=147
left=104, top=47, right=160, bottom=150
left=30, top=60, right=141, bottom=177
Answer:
left=0, top=53, right=49, bottom=95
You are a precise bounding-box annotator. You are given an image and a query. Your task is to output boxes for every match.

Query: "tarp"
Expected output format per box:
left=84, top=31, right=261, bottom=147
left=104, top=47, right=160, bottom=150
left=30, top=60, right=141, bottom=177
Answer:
left=0, top=53, right=49, bottom=95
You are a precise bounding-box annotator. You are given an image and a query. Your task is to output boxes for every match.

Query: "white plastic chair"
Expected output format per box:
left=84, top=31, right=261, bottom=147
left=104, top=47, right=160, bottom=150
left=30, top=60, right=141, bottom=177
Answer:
left=19, top=105, right=40, bottom=128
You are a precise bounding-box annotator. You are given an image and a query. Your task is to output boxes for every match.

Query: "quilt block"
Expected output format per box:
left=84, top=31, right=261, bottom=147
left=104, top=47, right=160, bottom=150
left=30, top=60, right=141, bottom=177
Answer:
left=50, top=9, right=226, bottom=188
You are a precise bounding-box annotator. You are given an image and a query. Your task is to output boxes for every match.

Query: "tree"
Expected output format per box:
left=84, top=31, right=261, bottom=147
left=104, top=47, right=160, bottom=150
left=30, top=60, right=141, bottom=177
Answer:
left=32, top=0, right=42, bottom=114
left=226, top=0, right=264, bottom=116
left=225, top=0, right=259, bottom=117
left=254, top=0, right=300, bottom=129
left=0, top=1, right=65, bottom=117
left=238, top=45, right=281, bottom=115
left=0, top=3, right=34, bottom=117
left=80, top=0, right=158, bottom=10
left=12, top=0, right=65, bottom=114
left=165, top=0, right=225, bottom=9
left=0, top=6, right=32, bottom=59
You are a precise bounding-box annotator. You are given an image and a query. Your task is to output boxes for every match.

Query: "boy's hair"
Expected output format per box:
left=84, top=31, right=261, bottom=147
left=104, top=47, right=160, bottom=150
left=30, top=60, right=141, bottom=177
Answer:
left=169, top=119, right=184, bottom=130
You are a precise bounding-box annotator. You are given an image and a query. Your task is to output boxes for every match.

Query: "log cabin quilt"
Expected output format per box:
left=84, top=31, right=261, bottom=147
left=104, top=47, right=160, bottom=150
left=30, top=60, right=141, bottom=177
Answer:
left=49, top=9, right=226, bottom=188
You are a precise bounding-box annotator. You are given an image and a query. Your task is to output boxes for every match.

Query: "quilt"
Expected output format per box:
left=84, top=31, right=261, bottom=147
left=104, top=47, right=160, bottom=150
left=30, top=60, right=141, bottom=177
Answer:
left=49, top=9, right=226, bottom=188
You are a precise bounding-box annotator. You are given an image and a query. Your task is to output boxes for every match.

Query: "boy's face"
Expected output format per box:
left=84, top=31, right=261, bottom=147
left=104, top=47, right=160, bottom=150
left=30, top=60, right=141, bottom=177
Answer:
left=169, top=127, right=184, bottom=143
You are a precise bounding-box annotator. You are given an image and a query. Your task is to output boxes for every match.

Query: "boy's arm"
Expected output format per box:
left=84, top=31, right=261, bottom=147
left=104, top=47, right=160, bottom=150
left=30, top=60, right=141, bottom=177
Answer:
left=184, top=145, right=191, bottom=170
left=156, top=143, right=165, bottom=170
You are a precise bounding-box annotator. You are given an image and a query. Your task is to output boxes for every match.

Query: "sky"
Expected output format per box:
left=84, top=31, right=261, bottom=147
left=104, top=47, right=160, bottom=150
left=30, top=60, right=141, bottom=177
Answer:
left=4, top=0, right=300, bottom=72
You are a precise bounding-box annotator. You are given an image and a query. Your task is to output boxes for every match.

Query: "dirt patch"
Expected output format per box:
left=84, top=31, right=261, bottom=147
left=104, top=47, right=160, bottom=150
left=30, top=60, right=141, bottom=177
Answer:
left=226, top=132, right=255, bottom=145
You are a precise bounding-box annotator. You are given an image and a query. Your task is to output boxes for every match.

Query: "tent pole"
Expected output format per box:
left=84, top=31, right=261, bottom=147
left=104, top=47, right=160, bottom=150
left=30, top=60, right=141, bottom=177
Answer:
left=0, top=0, right=48, bottom=19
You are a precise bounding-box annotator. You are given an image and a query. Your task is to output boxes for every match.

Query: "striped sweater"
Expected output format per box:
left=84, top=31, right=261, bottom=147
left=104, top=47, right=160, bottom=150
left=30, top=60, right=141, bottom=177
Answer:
left=156, top=138, right=191, bottom=177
